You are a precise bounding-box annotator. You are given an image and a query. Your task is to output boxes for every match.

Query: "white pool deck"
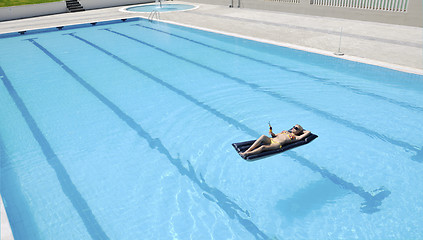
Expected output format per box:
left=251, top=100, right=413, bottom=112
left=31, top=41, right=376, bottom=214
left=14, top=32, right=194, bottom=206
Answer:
left=0, top=2, right=422, bottom=239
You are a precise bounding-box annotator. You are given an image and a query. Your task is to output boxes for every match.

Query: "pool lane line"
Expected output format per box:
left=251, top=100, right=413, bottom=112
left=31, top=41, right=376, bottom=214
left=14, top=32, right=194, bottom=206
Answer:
left=101, top=28, right=422, bottom=162
left=134, top=24, right=423, bottom=114
left=65, top=33, right=390, bottom=214
left=27, top=37, right=269, bottom=240
left=0, top=64, right=110, bottom=240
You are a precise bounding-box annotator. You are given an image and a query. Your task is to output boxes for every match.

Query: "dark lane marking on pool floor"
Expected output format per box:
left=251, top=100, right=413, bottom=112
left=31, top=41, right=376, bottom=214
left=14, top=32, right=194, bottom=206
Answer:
left=134, top=23, right=423, bottom=114
left=0, top=64, right=110, bottom=240
left=27, top=37, right=269, bottom=240
left=102, top=28, right=421, bottom=162
left=66, top=33, right=390, bottom=214
left=0, top=101, right=42, bottom=240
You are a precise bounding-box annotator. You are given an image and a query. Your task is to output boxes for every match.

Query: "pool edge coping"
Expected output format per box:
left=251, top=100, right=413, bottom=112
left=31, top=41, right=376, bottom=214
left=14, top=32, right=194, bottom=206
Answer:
left=1, top=195, right=15, bottom=240
left=118, top=2, right=200, bottom=14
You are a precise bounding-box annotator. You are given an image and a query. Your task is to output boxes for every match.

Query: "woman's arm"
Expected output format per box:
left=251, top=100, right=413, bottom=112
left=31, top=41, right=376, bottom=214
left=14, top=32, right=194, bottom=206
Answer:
left=296, top=130, right=311, bottom=140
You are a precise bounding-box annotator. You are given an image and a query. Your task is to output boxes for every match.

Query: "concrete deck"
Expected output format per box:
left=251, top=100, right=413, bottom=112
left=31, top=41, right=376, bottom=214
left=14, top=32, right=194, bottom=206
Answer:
left=0, top=2, right=422, bottom=74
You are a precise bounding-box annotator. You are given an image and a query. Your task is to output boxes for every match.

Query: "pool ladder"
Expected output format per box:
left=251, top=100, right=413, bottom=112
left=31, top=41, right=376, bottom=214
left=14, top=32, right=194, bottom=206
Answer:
left=148, top=10, right=160, bottom=22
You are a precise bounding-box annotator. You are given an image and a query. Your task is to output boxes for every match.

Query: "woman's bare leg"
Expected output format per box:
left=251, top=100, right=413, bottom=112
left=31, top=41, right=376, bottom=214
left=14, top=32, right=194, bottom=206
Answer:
left=245, top=135, right=271, bottom=153
left=243, top=143, right=281, bottom=157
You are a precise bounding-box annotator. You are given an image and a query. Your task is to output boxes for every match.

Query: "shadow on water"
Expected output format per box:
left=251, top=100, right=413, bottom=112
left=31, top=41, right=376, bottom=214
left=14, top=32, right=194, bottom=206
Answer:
left=287, top=151, right=391, bottom=214
left=412, top=147, right=423, bottom=162
left=275, top=179, right=348, bottom=222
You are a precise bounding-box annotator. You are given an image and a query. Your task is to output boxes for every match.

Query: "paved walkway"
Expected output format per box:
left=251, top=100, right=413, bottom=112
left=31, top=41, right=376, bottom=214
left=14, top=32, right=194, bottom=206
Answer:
left=0, top=2, right=422, bottom=72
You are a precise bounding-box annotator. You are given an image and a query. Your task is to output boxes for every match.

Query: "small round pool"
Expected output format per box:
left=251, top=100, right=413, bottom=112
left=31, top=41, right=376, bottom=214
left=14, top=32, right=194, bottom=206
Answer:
left=125, top=4, right=196, bottom=13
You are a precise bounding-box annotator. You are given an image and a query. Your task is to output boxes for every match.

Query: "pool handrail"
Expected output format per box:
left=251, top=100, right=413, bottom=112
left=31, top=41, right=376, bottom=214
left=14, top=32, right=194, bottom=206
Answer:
left=148, top=10, right=160, bottom=21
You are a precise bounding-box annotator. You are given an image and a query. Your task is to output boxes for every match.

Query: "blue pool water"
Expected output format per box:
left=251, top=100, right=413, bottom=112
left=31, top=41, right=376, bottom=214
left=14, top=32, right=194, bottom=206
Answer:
left=1, top=18, right=423, bottom=240
left=126, top=4, right=196, bottom=12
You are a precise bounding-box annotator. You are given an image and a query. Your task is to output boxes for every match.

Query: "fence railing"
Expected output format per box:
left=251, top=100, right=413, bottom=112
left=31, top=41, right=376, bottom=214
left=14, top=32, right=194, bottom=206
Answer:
left=265, top=0, right=409, bottom=11
left=311, top=0, right=408, bottom=11
left=266, top=0, right=300, bottom=3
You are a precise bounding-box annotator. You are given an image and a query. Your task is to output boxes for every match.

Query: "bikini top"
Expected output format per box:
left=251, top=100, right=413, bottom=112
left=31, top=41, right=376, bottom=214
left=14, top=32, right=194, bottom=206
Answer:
left=281, top=131, right=296, bottom=140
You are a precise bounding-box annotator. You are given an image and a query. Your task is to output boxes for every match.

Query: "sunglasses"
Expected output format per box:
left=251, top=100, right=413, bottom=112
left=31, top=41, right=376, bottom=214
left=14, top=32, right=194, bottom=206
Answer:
left=292, top=126, right=299, bottom=131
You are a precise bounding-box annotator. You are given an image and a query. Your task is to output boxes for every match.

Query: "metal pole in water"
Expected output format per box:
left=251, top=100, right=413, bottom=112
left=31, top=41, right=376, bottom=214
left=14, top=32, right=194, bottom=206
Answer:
left=334, top=27, right=344, bottom=56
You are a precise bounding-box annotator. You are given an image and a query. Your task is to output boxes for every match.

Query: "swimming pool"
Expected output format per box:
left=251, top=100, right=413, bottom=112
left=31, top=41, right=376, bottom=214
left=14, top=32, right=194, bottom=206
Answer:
left=1, top=17, right=422, bottom=240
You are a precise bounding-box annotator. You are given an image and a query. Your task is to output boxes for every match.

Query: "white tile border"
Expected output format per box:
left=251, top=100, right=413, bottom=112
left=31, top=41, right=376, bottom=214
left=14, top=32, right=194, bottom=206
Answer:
left=1, top=196, right=14, bottom=240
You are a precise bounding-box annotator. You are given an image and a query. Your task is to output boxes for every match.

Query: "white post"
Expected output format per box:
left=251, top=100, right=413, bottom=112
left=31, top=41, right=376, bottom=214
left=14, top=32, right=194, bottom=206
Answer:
left=334, top=27, right=344, bottom=56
